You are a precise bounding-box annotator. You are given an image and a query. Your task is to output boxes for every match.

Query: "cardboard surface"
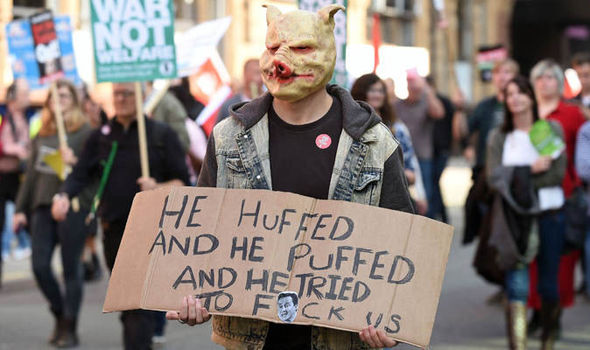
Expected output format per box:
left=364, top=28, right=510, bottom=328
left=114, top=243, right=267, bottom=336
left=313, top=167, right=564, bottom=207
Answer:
left=104, top=187, right=453, bottom=348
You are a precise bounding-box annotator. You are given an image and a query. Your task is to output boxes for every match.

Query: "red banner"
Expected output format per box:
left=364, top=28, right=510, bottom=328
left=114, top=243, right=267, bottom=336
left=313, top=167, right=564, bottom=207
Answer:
left=30, top=10, right=63, bottom=84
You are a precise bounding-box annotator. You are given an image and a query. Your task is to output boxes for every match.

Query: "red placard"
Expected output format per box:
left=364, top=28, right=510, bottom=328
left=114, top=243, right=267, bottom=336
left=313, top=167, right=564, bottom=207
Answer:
left=30, top=10, right=64, bottom=84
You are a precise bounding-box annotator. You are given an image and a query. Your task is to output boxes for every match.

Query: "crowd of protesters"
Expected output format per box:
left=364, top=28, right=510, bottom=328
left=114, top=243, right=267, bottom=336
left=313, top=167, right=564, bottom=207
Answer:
left=0, top=52, right=589, bottom=349
left=466, top=56, right=589, bottom=350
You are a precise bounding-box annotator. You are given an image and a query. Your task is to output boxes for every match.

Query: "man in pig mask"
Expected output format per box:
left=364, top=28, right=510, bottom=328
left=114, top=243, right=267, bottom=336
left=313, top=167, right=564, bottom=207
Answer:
left=167, top=4, right=413, bottom=349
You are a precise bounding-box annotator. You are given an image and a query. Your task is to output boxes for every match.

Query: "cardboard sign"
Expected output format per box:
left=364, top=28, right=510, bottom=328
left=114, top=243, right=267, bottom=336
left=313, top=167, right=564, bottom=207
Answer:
left=30, top=10, right=64, bottom=84
left=104, top=187, right=453, bottom=348
left=90, top=0, right=177, bottom=82
left=6, top=16, right=80, bottom=89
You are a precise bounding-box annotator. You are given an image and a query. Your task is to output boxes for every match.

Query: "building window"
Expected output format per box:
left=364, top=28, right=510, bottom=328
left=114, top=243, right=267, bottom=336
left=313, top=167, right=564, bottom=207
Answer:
left=14, top=0, right=45, bottom=7
left=373, top=0, right=417, bottom=18
left=173, top=0, right=197, bottom=21
left=457, top=0, right=473, bottom=61
left=370, top=0, right=417, bottom=46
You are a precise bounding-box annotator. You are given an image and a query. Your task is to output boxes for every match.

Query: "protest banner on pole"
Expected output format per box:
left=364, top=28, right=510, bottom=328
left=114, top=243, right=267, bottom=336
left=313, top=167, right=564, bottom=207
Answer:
left=90, top=0, right=177, bottom=83
left=104, top=187, right=454, bottom=348
left=90, top=0, right=178, bottom=178
left=30, top=10, right=64, bottom=84
left=187, top=51, right=232, bottom=136
left=175, top=17, right=231, bottom=78
left=174, top=17, right=232, bottom=135
left=29, top=10, right=71, bottom=180
left=6, top=15, right=81, bottom=90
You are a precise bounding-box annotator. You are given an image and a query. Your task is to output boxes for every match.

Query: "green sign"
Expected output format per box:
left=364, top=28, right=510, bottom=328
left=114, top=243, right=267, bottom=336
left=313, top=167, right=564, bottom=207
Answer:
left=90, top=0, right=177, bottom=82
left=529, top=120, right=565, bottom=158
left=298, top=0, right=348, bottom=87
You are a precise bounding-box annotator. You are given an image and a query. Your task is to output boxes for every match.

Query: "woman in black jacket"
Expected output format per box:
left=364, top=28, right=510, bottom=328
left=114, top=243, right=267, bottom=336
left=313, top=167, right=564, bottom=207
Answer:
left=485, top=76, right=566, bottom=350
left=13, top=79, right=94, bottom=348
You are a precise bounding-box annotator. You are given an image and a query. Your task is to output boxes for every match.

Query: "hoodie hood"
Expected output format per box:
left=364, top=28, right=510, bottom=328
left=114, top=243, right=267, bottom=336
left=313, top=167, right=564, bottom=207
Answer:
left=228, top=84, right=382, bottom=141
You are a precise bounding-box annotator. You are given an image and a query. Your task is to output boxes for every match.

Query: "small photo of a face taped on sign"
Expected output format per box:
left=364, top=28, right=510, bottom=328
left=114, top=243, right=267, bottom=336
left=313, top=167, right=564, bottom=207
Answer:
left=277, top=292, right=299, bottom=323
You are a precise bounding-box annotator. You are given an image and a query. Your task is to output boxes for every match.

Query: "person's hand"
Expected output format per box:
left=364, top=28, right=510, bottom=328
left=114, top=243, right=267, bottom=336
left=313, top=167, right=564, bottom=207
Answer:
left=51, top=194, right=70, bottom=222
left=415, top=199, right=428, bottom=216
left=359, top=325, right=397, bottom=348
left=532, top=156, right=551, bottom=174
left=15, top=144, right=28, bottom=160
left=60, top=146, right=78, bottom=166
left=166, top=295, right=211, bottom=326
left=12, top=213, right=27, bottom=233
left=463, top=146, right=475, bottom=163
left=137, top=177, right=157, bottom=191
left=451, top=89, right=466, bottom=110
left=404, top=169, right=416, bottom=185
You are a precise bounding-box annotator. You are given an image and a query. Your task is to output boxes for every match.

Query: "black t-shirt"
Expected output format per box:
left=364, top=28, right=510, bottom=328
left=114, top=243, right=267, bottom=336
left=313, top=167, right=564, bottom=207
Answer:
left=268, top=97, right=342, bottom=200
left=263, top=97, right=342, bottom=349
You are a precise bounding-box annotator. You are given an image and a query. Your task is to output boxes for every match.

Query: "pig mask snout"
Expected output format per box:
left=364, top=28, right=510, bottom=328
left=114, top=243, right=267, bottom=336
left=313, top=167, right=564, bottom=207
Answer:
left=274, top=60, right=292, bottom=78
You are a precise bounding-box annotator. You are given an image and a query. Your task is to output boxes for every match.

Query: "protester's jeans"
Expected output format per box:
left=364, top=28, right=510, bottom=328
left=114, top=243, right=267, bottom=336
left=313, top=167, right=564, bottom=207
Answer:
left=103, top=219, right=156, bottom=350
left=31, top=206, right=87, bottom=319
left=505, top=266, right=529, bottom=302
left=418, top=158, right=434, bottom=218
left=430, top=152, right=449, bottom=222
left=2, top=201, right=30, bottom=255
left=537, top=210, right=566, bottom=302
left=585, top=216, right=590, bottom=297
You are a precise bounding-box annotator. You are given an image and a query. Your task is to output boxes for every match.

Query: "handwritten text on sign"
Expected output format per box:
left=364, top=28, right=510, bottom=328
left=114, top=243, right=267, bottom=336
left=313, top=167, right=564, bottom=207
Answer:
left=104, top=187, right=453, bottom=348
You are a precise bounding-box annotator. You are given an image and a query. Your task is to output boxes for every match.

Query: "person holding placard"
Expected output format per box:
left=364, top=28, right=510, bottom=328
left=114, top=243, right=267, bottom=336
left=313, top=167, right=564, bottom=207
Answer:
left=13, top=78, right=94, bottom=348
left=166, top=5, right=414, bottom=349
left=52, top=82, right=190, bottom=350
left=486, top=76, right=566, bottom=350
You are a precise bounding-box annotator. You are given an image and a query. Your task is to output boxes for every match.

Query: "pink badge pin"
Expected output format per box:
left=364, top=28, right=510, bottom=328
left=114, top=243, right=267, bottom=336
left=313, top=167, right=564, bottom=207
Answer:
left=315, top=134, right=332, bottom=149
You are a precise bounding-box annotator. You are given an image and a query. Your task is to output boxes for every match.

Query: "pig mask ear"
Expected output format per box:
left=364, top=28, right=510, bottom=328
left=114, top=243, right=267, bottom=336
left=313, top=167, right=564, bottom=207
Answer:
left=318, top=4, right=345, bottom=27
left=263, top=4, right=282, bottom=26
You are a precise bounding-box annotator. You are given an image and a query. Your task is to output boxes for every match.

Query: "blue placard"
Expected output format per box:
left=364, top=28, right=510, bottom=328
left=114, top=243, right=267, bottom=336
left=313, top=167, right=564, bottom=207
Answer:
left=54, top=16, right=81, bottom=86
left=6, top=16, right=80, bottom=90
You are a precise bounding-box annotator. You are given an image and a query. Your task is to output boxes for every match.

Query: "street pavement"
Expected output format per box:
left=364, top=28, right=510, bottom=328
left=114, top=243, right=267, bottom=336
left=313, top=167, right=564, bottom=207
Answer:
left=1, top=159, right=589, bottom=350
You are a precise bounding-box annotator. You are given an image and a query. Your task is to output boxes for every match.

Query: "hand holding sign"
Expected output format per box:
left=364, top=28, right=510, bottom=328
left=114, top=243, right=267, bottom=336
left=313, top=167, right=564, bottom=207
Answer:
left=165, top=295, right=210, bottom=326
left=166, top=293, right=396, bottom=347
left=137, top=177, right=157, bottom=191
left=359, top=326, right=398, bottom=348
left=60, top=146, right=77, bottom=166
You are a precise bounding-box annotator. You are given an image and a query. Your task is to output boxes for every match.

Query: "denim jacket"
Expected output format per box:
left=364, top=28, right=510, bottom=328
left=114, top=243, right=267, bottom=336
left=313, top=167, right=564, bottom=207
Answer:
left=198, top=85, right=414, bottom=350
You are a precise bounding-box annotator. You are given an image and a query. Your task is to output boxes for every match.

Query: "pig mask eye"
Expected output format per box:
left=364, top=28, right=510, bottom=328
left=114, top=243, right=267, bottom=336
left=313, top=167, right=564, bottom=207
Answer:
left=291, top=46, right=313, bottom=54
left=267, top=45, right=279, bottom=54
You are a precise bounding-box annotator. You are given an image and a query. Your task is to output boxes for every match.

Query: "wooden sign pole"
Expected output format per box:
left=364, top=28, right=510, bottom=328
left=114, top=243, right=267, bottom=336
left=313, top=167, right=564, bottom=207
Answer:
left=51, top=80, right=71, bottom=181
left=144, top=80, right=171, bottom=115
left=51, top=80, right=79, bottom=211
left=135, top=82, right=150, bottom=178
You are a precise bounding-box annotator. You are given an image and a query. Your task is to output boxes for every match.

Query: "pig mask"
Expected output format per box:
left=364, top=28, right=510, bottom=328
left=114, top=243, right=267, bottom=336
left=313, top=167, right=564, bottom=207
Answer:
left=260, top=4, right=344, bottom=102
